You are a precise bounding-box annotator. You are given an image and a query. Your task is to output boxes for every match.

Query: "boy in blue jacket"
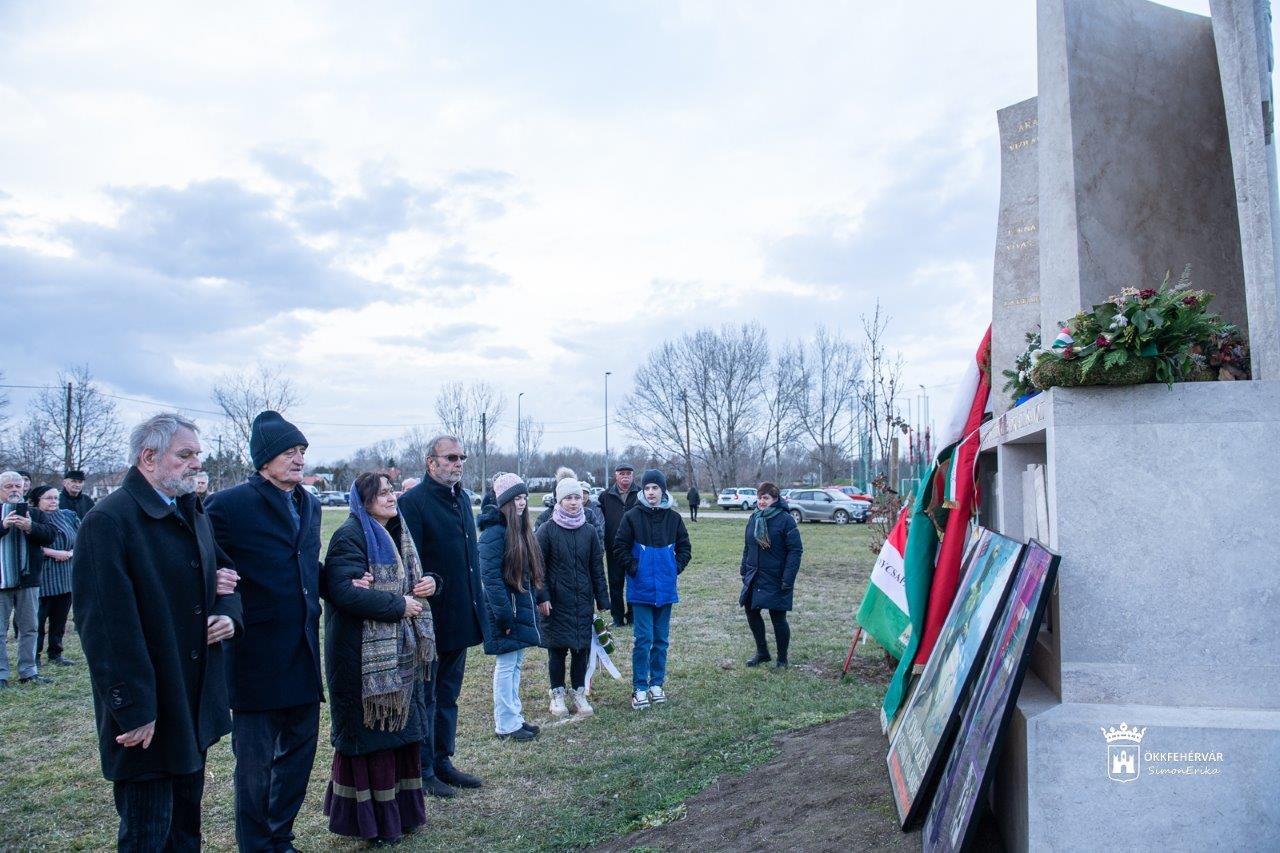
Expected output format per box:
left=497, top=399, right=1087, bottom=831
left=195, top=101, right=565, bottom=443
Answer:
left=613, top=469, right=691, bottom=709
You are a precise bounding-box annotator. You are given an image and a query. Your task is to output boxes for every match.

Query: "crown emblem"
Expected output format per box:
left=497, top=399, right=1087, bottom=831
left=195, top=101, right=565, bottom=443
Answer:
left=1100, top=722, right=1147, bottom=744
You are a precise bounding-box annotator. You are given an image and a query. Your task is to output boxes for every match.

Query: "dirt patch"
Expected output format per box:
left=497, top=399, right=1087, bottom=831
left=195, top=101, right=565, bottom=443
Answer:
left=593, top=709, right=1004, bottom=853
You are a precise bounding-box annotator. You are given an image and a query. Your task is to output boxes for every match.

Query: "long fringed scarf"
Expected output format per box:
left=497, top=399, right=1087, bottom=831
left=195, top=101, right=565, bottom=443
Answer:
left=350, top=486, right=437, bottom=731
left=0, top=502, right=29, bottom=588
left=751, top=506, right=782, bottom=549
left=552, top=504, right=586, bottom=529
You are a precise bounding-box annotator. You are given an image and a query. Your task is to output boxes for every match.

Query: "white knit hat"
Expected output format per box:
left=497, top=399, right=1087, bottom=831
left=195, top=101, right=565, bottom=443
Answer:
left=556, top=477, right=583, bottom=501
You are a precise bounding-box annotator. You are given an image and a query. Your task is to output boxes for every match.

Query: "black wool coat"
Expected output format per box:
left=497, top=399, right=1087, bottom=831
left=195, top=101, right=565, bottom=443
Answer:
left=478, top=508, right=548, bottom=656
left=536, top=518, right=608, bottom=649
left=321, top=515, right=435, bottom=756
left=535, top=501, right=606, bottom=552
left=72, top=466, right=243, bottom=781
left=739, top=504, right=804, bottom=611
left=206, top=474, right=324, bottom=711
left=0, top=507, right=55, bottom=589
left=598, top=483, right=639, bottom=548
left=58, top=489, right=96, bottom=520
left=398, top=477, right=488, bottom=653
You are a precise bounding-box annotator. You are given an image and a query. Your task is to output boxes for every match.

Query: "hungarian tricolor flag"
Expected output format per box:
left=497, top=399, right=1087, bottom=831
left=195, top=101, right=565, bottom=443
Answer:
left=881, top=326, right=991, bottom=729
left=855, top=504, right=912, bottom=658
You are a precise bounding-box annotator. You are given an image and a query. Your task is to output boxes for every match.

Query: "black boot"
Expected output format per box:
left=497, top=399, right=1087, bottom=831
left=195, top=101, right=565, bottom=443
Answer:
left=746, top=651, right=772, bottom=667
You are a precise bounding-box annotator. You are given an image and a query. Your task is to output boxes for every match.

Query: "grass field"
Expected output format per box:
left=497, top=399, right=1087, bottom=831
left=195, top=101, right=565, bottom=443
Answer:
left=0, top=508, right=886, bottom=851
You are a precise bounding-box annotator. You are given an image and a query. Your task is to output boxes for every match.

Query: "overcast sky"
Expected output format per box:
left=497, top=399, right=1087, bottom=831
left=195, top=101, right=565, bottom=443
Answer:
left=0, top=0, right=1229, bottom=463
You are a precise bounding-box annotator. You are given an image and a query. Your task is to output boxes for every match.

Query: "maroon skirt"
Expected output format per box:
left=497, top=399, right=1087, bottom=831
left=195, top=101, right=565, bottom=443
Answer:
left=324, top=743, right=426, bottom=840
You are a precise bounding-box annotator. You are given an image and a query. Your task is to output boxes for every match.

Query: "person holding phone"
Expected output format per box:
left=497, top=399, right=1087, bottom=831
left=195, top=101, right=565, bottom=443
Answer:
left=0, top=470, right=57, bottom=688
left=28, top=484, right=80, bottom=667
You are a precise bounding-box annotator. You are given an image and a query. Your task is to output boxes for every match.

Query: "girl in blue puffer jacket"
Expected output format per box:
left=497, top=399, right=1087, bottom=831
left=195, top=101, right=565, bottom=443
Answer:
left=613, top=469, right=691, bottom=710
left=479, top=473, right=548, bottom=740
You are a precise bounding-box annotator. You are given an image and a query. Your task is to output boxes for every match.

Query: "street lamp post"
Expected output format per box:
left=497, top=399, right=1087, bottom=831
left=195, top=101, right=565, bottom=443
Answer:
left=604, top=371, right=612, bottom=485
left=517, top=392, right=525, bottom=478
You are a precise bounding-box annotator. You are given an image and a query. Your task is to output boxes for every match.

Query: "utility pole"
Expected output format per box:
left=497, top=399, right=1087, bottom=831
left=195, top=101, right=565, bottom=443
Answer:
left=681, top=390, right=693, bottom=488
left=480, top=412, right=488, bottom=494
left=604, top=371, right=611, bottom=485
left=63, top=382, right=73, bottom=472
left=516, top=392, right=524, bottom=479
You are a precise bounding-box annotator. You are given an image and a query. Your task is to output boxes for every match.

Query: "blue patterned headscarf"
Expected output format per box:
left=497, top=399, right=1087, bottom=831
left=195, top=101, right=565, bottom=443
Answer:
left=349, top=482, right=398, bottom=567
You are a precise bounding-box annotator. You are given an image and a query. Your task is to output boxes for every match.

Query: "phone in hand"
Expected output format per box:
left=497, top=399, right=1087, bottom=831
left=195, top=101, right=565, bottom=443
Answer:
left=13, top=501, right=27, bottom=517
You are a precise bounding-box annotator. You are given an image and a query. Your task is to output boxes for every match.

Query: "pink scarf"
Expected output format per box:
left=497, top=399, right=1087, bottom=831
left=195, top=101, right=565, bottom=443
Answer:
left=553, top=504, right=586, bottom=529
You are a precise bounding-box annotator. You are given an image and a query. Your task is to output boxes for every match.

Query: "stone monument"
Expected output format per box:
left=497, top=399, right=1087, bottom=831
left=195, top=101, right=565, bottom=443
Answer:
left=991, top=98, right=1041, bottom=417
left=981, top=0, right=1280, bottom=849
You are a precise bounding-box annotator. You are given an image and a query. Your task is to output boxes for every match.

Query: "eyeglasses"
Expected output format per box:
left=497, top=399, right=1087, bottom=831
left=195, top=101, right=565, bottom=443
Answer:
left=432, top=454, right=468, bottom=463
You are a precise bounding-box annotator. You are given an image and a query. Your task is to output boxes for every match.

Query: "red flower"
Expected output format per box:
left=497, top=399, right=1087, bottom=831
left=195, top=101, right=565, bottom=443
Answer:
left=1095, top=335, right=1110, bottom=348
left=1139, top=288, right=1157, bottom=299
left=1183, top=295, right=1199, bottom=306
left=1062, top=346, right=1075, bottom=359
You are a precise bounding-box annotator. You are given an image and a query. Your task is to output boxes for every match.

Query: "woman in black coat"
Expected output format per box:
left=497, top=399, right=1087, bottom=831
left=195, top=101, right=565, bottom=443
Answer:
left=321, top=473, right=439, bottom=844
left=536, top=478, right=608, bottom=717
left=739, top=482, right=803, bottom=668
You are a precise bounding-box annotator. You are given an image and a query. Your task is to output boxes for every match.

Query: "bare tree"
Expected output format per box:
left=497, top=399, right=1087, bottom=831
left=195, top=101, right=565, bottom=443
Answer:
left=754, top=341, right=806, bottom=483
left=434, top=381, right=507, bottom=489
left=859, top=301, right=906, bottom=476
left=23, top=365, right=125, bottom=476
left=399, top=427, right=436, bottom=474
left=515, top=416, right=543, bottom=475
left=212, top=363, right=301, bottom=468
left=795, top=326, right=861, bottom=483
left=621, top=323, right=768, bottom=492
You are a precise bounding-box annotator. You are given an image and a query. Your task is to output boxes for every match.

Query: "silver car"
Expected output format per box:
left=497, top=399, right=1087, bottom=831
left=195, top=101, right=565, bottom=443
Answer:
left=786, top=488, right=867, bottom=525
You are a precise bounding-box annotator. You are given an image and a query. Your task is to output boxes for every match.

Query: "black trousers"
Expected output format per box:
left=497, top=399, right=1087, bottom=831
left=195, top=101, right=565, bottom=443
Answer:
left=547, top=646, right=588, bottom=689
left=689, top=503, right=699, bottom=521
left=37, top=592, right=72, bottom=659
left=746, top=607, right=791, bottom=662
left=604, top=551, right=632, bottom=624
left=232, top=703, right=320, bottom=852
left=113, top=768, right=205, bottom=852
left=421, top=647, right=467, bottom=778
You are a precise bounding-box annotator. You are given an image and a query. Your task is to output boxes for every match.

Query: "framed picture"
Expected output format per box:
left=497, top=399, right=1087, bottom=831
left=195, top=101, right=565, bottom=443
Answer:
left=922, top=539, right=1061, bottom=853
left=886, top=527, right=1025, bottom=829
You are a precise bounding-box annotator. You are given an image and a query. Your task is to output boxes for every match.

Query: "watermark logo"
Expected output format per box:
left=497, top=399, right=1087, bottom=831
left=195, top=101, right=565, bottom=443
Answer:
left=1101, top=722, right=1146, bottom=783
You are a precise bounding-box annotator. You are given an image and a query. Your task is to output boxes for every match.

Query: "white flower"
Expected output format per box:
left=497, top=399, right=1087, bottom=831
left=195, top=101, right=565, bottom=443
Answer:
left=1110, top=314, right=1129, bottom=329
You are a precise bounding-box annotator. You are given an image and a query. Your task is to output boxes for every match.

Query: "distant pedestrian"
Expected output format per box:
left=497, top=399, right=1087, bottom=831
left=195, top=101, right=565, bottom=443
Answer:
left=320, top=473, right=437, bottom=846
left=478, top=473, right=547, bottom=740
left=0, top=471, right=57, bottom=687
left=686, top=485, right=701, bottom=522
left=739, top=482, right=802, bottom=668
left=206, top=410, right=324, bottom=853
left=59, top=469, right=96, bottom=519
left=28, top=485, right=79, bottom=668
left=73, top=413, right=242, bottom=850
left=614, top=469, right=691, bottom=710
left=598, top=462, right=639, bottom=627
left=536, top=477, right=608, bottom=718
left=397, top=435, right=488, bottom=797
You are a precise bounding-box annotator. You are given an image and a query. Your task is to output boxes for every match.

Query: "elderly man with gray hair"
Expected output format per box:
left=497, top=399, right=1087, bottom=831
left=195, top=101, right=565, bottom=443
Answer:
left=0, top=469, right=57, bottom=688
left=73, top=412, right=242, bottom=851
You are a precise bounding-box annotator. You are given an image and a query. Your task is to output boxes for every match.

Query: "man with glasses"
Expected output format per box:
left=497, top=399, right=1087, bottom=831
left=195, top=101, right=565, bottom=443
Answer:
left=73, top=413, right=242, bottom=850
left=398, top=435, right=489, bottom=798
left=206, top=411, right=322, bottom=853
left=0, top=470, right=57, bottom=688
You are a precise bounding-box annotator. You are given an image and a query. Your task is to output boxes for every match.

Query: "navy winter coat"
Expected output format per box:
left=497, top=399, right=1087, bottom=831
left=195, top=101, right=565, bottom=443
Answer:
left=321, top=514, right=435, bottom=756
left=398, top=477, right=488, bottom=653
left=73, top=466, right=243, bottom=781
left=478, top=507, right=547, bottom=655
left=613, top=497, right=691, bottom=607
left=536, top=518, right=608, bottom=649
left=739, top=504, right=803, bottom=611
left=206, top=474, right=324, bottom=711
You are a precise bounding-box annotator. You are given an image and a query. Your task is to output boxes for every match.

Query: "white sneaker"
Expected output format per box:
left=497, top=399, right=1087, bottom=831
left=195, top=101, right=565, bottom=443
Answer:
left=549, top=686, right=568, bottom=717
left=631, top=689, right=651, bottom=710
left=572, top=686, right=594, bottom=716
left=649, top=685, right=667, bottom=704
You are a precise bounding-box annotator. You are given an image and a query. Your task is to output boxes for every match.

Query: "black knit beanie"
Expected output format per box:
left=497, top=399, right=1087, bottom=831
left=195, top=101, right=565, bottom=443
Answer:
left=641, top=468, right=667, bottom=493
left=250, top=410, right=308, bottom=470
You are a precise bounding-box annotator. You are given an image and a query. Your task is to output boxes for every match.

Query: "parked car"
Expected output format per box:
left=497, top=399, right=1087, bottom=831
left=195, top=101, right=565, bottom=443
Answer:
left=542, top=492, right=556, bottom=508
left=319, top=490, right=347, bottom=507
left=717, top=487, right=758, bottom=511
left=786, top=488, right=868, bottom=525
left=464, top=489, right=482, bottom=507
left=302, top=484, right=321, bottom=500
left=834, top=486, right=875, bottom=504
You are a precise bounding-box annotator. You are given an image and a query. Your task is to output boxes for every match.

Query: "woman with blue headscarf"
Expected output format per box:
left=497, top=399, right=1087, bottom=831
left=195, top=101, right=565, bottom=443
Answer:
left=320, top=472, right=440, bottom=846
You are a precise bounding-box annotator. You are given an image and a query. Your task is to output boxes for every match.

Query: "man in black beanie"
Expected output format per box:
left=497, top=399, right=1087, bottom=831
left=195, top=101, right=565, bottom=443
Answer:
left=599, top=462, right=639, bottom=626
left=207, top=410, right=323, bottom=853
left=59, top=470, right=95, bottom=520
